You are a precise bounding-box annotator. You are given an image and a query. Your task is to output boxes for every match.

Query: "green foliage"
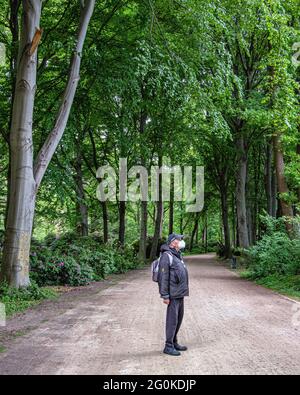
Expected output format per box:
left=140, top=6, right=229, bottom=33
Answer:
left=1, top=0, right=300, bottom=291
left=244, top=216, right=300, bottom=279
left=256, top=275, right=300, bottom=294
left=240, top=272, right=300, bottom=299
left=30, top=234, right=139, bottom=287
left=0, top=345, right=6, bottom=353
left=0, top=281, right=57, bottom=317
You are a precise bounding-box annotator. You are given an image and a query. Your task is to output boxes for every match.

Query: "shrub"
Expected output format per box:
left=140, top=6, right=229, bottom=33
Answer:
left=245, top=216, right=300, bottom=279
left=30, top=254, right=94, bottom=287
left=29, top=234, right=139, bottom=286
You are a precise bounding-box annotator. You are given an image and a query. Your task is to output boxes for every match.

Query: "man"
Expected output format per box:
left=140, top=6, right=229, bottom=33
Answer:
left=158, top=233, right=189, bottom=356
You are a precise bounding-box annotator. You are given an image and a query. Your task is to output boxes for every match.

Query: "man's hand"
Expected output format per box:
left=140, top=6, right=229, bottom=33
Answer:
left=163, top=299, right=170, bottom=305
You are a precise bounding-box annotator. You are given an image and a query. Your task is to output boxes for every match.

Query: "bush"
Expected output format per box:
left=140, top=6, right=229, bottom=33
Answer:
left=29, top=233, right=139, bottom=287
left=244, top=216, right=300, bottom=279
left=30, top=253, right=94, bottom=287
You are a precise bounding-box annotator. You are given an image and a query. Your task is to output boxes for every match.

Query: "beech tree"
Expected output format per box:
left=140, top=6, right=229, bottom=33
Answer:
left=1, top=0, right=95, bottom=287
left=0, top=0, right=299, bottom=289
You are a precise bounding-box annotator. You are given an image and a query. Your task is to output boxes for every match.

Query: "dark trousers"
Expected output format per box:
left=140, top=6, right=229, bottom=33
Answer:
left=165, top=297, right=184, bottom=348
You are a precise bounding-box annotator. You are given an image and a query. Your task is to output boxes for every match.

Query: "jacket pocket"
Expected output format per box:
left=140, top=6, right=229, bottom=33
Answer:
left=174, top=268, right=182, bottom=284
left=170, top=268, right=179, bottom=285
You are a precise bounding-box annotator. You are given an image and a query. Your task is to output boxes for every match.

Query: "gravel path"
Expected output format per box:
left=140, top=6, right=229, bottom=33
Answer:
left=1, top=253, right=300, bottom=375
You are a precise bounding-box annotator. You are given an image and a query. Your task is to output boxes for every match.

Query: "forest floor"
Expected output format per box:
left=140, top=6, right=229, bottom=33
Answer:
left=1, top=253, right=300, bottom=375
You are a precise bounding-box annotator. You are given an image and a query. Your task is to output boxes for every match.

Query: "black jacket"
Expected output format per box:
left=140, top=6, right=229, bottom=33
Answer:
left=158, top=244, right=189, bottom=300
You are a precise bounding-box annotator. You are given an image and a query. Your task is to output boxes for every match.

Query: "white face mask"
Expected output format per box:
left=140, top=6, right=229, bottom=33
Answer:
left=178, top=240, right=186, bottom=250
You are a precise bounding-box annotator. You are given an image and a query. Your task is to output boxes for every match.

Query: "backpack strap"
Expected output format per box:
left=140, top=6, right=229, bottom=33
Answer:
left=164, top=251, right=173, bottom=266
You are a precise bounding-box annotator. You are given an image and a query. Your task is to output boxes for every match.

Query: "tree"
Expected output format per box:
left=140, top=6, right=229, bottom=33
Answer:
left=1, top=0, right=95, bottom=288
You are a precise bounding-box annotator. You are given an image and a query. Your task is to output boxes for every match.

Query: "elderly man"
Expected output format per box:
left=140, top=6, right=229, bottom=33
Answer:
left=158, top=233, right=189, bottom=356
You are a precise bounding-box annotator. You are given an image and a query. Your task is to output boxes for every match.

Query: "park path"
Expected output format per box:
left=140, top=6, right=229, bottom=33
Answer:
left=1, top=253, right=300, bottom=375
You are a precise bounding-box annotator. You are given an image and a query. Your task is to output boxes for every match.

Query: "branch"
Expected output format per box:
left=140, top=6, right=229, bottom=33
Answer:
left=33, top=0, right=96, bottom=188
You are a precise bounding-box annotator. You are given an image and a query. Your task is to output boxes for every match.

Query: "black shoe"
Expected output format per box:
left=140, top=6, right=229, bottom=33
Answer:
left=174, top=343, right=188, bottom=351
left=163, top=346, right=181, bottom=356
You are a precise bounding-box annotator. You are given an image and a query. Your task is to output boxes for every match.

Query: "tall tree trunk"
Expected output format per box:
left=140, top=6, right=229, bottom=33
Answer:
left=138, top=110, right=148, bottom=261
left=150, top=199, right=163, bottom=259
left=1, top=0, right=42, bottom=287
left=273, top=134, right=294, bottom=234
left=4, top=0, right=20, bottom=230
left=138, top=201, right=148, bottom=261
left=204, top=213, right=208, bottom=252
left=1, top=0, right=95, bottom=288
left=220, top=181, right=231, bottom=258
left=101, top=201, right=109, bottom=244
left=118, top=201, right=126, bottom=247
left=169, top=179, right=174, bottom=235
left=150, top=156, right=163, bottom=260
left=33, top=0, right=96, bottom=186
left=87, top=126, right=109, bottom=244
left=235, top=134, right=250, bottom=248
left=265, top=140, right=273, bottom=216
left=252, top=145, right=262, bottom=244
left=271, top=165, right=278, bottom=218
left=179, top=201, right=184, bottom=234
left=159, top=205, right=164, bottom=238
left=190, top=213, right=200, bottom=252
left=74, top=152, right=88, bottom=237
left=96, top=177, right=109, bottom=243
left=247, top=204, right=253, bottom=246
left=231, top=193, right=236, bottom=248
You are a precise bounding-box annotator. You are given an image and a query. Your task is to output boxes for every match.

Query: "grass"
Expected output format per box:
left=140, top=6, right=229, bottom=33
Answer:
left=0, top=345, right=6, bottom=353
left=2, top=299, right=41, bottom=317
left=0, top=283, right=58, bottom=318
left=240, top=271, right=300, bottom=300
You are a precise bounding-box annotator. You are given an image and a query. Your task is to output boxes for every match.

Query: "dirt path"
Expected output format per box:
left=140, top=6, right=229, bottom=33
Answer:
left=1, top=253, right=300, bottom=375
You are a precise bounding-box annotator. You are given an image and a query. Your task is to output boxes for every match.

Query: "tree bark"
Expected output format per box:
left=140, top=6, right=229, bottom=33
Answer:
left=1, top=0, right=95, bottom=288
left=1, top=0, right=42, bottom=287
left=118, top=201, right=126, bottom=247
left=179, top=201, right=184, bottom=235
left=265, top=140, right=273, bottom=216
left=235, top=134, right=250, bottom=248
left=4, top=0, right=21, bottom=230
left=190, top=213, right=200, bottom=252
left=220, top=183, right=232, bottom=257
left=138, top=201, right=148, bottom=261
left=74, top=152, right=88, bottom=237
left=247, top=204, right=253, bottom=246
left=271, top=164, right=278, bottom=218
left=203, top=213, right=208, bottom=252
left=150, top=156, right=163, bottom=260
left=169, top=178, right=174, bottom=235
left=33, top=0, right=96, bottom=187
left=101, top=201, right=109, bottom=244
left=272, top=133, right=294, bottom=234
left=231, top=193, right=236, bottom=248
left=138, top=109, right=148, bottom=261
